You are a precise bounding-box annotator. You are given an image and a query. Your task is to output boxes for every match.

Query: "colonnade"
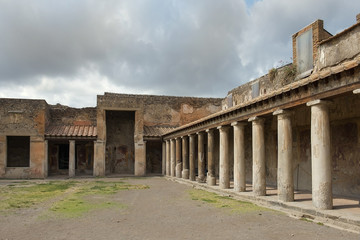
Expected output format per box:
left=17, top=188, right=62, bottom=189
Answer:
left=164, top=99, right=333, bottom=210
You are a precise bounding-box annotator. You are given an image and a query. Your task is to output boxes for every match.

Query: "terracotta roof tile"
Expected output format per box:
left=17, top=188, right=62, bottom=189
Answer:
left=144, top=126, right=177, bottom=137
left=46, top=125, right=97, bottom=138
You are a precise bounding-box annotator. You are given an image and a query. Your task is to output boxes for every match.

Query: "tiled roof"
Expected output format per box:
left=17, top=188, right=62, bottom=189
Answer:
left=45, top=125, right=97, bottom=138
left=144, top=126, right=177, bottom=137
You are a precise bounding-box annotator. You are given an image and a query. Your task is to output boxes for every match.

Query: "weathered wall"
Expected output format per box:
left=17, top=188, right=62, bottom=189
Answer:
left=106, top=111, right=135, bottom=174
left=317, top=23, right=360, bottom=71
left=0, top=99, right=48, bottom=178
left=96, top=93, right=222, bottom=176
left=48, top=104, right=96, bottom=126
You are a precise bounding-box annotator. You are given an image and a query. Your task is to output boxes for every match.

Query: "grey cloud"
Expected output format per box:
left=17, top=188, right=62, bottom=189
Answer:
left=0, top=0, right=360, bottom=107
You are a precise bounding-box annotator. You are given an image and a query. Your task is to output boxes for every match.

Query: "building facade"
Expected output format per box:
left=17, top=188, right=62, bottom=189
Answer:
left=1, top=16, right=360, bottom=211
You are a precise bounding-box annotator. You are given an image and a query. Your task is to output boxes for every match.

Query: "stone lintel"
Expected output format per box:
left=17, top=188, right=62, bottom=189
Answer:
left=306, top=99, right=332, bottom=107
left=353, top=89, right=360, bottom=94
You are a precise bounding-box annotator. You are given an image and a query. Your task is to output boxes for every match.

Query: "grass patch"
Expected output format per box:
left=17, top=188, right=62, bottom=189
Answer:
left=0, top=181, right=76, bottom=211
left=300, top=217, right=313, bottom=223
left=189, top=189, right=271, bottom=214
left=0, top=180, right=149, bottom=218
left=49, top=181, right=148, bottom=218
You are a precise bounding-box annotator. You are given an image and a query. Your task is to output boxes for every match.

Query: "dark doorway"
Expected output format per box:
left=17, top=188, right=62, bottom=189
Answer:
left=146, top=140, right=162, bottom=174
left=58, top=144, right=69, bottom=170
left=105, top=111, right=135, bottom=174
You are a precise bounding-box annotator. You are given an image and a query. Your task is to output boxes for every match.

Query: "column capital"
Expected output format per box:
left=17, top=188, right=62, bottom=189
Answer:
left=69, top=139, right=75, bottom=143
left=181, top=135, right=188, bottom=139
left=353, top=89, right=360, bottom=94
left=196, top=131, right=205, bottom=136
left=217, top=125, right=231, bottom=131
left=273, top=109, right=293, bottom=118
left=205, top=128, right=214, bottom=133
left=248, top=116, right=265, bottom=124
left=306, top=99, right=332, bottom=107
left=188, top=133, right=196, bottom=137
left=231, top=121, right=247, bottom=127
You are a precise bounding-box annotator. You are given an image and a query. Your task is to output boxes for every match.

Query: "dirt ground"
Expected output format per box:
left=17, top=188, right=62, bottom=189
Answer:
left=0, top=177, right=358, bottom=240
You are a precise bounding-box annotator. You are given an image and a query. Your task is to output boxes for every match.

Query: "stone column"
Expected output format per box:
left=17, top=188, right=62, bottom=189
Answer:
left=249, top=117, right=266, bottom=196
left=231, top=122, right=247, bottom=192
left=44, top=140, right=48, bottom=178
left=218, top=126, right=230, bottom=189
left=197, top=132, right=206, bottom=183
left=176, top=137, right=182, bottom=178
left=182, top=136, right=189, bottom=179
left=206, top=129, right=216, bottom=186
left=162, top=141, right=166, bottom=175
left=307, top=100, right=332, bottom=209
left=170, top=139, right=176, bottom=177
left=274, top=110, right=294, bottom=202
left=189, top=134, right=196, bottom=181
left=69, top=140, right=75, bottom=178
left=166, top=140, right=170, bottom=176
left=93, top=140, right=105, bottom=177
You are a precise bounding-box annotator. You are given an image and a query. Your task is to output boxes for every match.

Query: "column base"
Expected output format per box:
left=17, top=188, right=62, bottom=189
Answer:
left=175, top=163, right=182, bottom=178
left=182, top=169, right=189, bottom=179
left=207, top=175, right=216, bottom=186
left=197, top=175, right=206, bottom=183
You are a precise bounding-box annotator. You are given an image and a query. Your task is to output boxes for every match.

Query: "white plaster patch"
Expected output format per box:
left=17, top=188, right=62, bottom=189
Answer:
left=182, top=104, right=194, bottom=114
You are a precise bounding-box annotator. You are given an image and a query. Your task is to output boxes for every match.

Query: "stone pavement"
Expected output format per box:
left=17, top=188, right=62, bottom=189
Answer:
left=168, top=176, right=360, bottom=234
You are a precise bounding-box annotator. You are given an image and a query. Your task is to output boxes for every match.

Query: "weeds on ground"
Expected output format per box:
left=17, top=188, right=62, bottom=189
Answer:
left=189, top=189, right=271, bottom=214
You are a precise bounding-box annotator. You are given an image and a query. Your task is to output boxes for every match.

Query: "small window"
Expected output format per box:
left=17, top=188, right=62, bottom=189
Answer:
left=227, top=94, right=233, bottom=108
left=251, top=81, right=260, bottom=99
left=7, top=136, right=30, bottom=167
left=296, top=28, right=313, bottom=75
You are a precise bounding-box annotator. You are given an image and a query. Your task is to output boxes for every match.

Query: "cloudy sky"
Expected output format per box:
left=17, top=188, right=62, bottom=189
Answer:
left=1, top=0, right=359, bottom=107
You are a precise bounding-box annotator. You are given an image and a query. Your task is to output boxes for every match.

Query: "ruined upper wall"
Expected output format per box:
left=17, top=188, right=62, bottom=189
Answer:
left=0, top=98, right=48, bottom=136
left=316, top=22, right=360, bottom=71
left=97, top=93, right=222, bottom=127
left=223, top=16, right=360, bottom=110
left=48, top=104, right=97, bottom=126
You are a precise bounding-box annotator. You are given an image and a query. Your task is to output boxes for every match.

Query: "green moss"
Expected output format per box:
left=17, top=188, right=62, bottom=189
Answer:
left=189, top=189, right=271, bottom=214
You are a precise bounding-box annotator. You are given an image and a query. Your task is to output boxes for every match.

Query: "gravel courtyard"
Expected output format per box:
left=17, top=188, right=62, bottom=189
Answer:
left=0, top=177, right=358, bottom=240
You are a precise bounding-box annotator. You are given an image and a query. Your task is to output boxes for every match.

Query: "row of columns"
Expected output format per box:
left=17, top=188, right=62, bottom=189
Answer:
left=164, top=99, right=333, bottom=210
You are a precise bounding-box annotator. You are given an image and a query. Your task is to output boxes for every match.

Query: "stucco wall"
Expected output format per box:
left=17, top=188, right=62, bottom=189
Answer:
left=0, top=99, right=48, bottom=178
